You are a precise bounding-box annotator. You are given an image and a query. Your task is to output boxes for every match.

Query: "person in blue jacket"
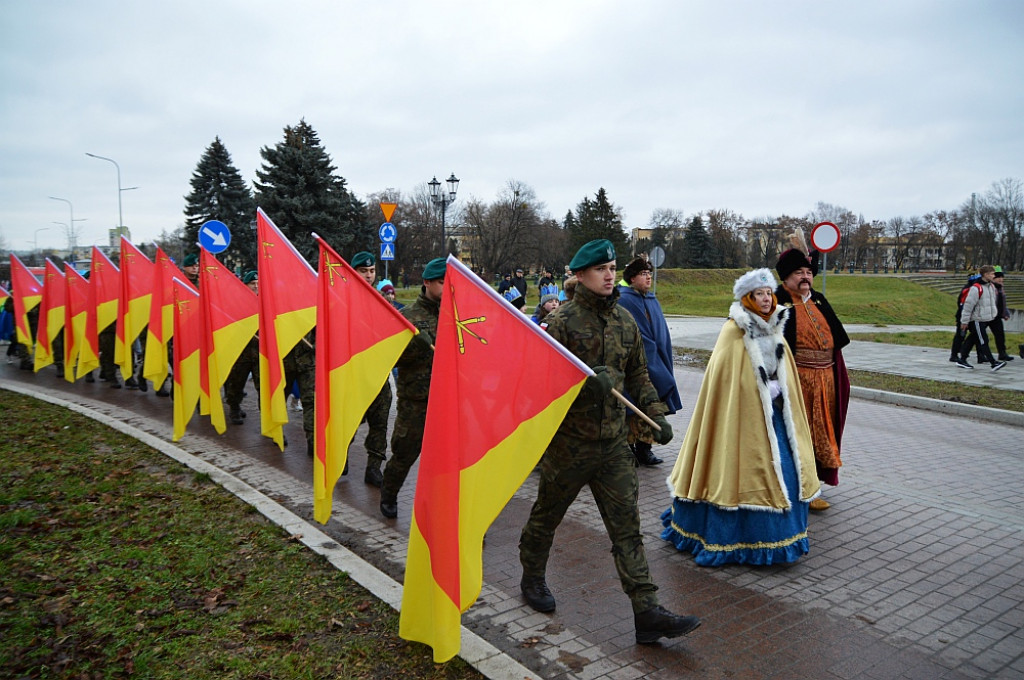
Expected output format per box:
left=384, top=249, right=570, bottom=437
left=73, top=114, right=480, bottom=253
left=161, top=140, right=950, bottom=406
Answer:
left=617, top=257, right=682, bottom=466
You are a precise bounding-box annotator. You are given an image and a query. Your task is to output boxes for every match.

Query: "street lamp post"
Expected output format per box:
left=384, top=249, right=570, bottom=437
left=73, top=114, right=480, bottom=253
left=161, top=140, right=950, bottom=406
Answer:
left=48, top=196, right=87, bottom=261
left=428, top=172, right=460, bottom=256
left=86, top=153, right=138, bottom=236
left=33, top=227, right=50, bottom=253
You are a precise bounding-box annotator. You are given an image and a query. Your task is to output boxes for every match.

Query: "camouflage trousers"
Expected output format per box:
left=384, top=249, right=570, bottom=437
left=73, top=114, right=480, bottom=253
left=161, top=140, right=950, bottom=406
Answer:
left=381, top=397, right=426, bottom=501
left=358, top=379, right=392, bottom=467
left=98, top=325, right=116, bottom=379
left=224, top=342, right=259, bottom=410
left=519, top=430, right=659, bottom=614
left=284, top=341, right=316, bottom=443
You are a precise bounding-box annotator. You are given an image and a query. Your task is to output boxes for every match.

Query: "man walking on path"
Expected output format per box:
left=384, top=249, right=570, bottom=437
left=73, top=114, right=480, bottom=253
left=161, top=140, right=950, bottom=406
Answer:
left=350, top=251, right=392, bottom=487
left=957, top=264, right=1007, bottom=372
left=616, top=257, right=681, bottom=466
left=519, top=239, right=700, bottom=645
left=989, top=266, right=1015, bottom=362
left=378, top=257, right=445, bottom=519
left=775, top=241, right=850, bottom=512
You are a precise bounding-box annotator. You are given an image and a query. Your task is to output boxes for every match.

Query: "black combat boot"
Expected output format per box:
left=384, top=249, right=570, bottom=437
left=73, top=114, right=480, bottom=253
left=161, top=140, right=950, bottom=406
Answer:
left=380, top=493, right=398, bottom=519
left=632, top=441, right=663, bottom=466
left=364, top=461, right=383, bottom=487
left=520, top=576, right=556, bottom=612
left=229, top=407, right=245, bottom=425
left=634, top=605, right=701, bottom=644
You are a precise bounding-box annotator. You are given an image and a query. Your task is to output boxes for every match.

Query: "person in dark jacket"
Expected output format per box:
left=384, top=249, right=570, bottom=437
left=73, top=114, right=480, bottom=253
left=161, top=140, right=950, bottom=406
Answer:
left=990, top=267, right=1014, bottom=362
left=616, top=257, right=682, bottom=466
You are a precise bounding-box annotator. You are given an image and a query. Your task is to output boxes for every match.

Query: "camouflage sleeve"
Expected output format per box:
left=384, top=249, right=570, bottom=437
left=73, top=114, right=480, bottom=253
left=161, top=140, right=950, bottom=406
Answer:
left=396, top=310, right=435, bottom=369
left=623, top=318, right=666, bottom=417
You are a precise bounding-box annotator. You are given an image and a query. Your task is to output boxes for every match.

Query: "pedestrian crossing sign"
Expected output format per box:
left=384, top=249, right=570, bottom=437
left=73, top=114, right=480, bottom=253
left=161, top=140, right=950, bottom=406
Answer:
left=380, top=242, right=395, bottom=261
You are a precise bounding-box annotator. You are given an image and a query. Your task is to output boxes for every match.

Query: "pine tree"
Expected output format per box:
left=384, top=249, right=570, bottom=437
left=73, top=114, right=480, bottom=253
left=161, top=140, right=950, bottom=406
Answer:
left=567, top=188, right=630, bottom=264
left=680, top=215, right=717, bottom=268
left=183, top=137, right=257, bottom=273
left=254, top=119, right=368, bottom=264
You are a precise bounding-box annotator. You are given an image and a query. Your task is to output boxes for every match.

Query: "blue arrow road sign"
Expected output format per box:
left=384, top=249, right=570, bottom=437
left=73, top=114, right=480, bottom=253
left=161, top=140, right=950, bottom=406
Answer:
left=379, top=222, right=397, bottom=243
left=380, top=242, right=395, bottom=261
left=199, top=220, right=231, bottom=254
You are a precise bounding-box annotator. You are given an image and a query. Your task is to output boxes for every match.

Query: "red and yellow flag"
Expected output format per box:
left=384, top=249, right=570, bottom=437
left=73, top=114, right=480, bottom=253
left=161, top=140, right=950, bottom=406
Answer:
left=313, top=236, right=417, bottom=524
left=399, top=256, right=592, bottom=662
left=143, top=247, right=183, bottom=388
left=8, top=254, right=43, bottom=348
left=114, top=237, right=155, bottom=381
left=78, top=247, right=120, bottom=379
left=172, top=277, right=202, bottom=441
left=256, top=208, right=317, bottom=449
left=63, top=265, right=90, bottom=383
left=199, top=249, right=258, bottom=434
left=33, top=259, right=66, bottom=371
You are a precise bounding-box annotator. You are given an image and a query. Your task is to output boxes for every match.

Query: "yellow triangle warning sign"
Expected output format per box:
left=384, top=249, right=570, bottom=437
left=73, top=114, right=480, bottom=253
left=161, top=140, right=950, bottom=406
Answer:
left=380, top=202, right=397, bottom=222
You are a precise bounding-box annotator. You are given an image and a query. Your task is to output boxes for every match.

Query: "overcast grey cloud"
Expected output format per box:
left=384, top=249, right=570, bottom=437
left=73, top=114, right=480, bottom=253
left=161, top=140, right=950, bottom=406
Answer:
left=2, top=0, right=1022, bottom=252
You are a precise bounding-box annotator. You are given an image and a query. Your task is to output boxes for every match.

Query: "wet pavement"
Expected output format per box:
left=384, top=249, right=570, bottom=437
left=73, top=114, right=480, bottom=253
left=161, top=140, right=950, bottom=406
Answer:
left=2, top=338, right=1023, bottom=679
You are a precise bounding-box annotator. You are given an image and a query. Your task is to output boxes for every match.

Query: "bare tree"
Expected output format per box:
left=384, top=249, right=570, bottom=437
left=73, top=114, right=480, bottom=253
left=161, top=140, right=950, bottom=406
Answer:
left=706, top=209, right=747, bottom=268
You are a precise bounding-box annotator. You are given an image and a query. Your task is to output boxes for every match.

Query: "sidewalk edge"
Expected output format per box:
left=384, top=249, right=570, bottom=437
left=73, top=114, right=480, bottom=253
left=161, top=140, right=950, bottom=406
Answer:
left=851, top=385, right=1024, bottom=427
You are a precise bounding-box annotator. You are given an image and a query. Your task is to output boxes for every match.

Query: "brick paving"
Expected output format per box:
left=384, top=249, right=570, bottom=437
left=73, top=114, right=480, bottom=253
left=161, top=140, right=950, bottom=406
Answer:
left=3, top=355, right=1023, bottom=679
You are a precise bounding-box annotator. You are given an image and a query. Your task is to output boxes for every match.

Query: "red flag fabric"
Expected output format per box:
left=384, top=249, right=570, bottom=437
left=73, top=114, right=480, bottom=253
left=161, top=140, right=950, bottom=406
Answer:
left=78, top=247, right=120, bottom=379
left=198, top=249, right=259, bottom=434
left=9, top=254, right=43, bottom=347
left=114, top=237, right=155, bottom=381
left=399, top=256, right=592, bottom=662
left=313, top=236, right=417, bottom=524
left=63, top=265, right=90, bottom=382
left=143, top=247, right=183, bottom=388
left=33, top=259, right=66, bottom=371
left=255, top=208, right=317, bottom=449
left=172, top=277, right=202, bottom=441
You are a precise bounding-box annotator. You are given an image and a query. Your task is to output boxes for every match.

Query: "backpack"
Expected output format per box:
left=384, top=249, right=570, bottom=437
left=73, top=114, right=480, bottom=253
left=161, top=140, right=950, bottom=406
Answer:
left=955, top=276, right=982, bottom=322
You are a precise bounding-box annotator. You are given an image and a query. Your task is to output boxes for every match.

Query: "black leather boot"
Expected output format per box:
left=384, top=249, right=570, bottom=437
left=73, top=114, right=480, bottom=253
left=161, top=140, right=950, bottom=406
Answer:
left=229, top=407, right=245, bottom=425
left=380, top=493, right=398, bottom=519
left=634, top=605, right=701, bottom=644
left=520, top=576, right=556, bottom=612
left=632, top=441, right=663, bottom=466
left=364, top=462, right=383, bottom=487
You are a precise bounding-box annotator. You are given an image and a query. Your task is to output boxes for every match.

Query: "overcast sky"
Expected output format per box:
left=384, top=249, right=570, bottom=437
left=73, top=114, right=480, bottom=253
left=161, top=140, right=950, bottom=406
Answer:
left=2, top=0, right=1022, bottom=253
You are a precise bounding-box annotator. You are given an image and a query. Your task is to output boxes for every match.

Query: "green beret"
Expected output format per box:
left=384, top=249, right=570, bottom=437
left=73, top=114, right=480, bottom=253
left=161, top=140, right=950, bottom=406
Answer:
left=183, top=253, right=199, bottom=267
left=569, top=239, right=616, bottom=271
left=422, top=257, right=447, bottom=281
left=242, top=270, right=258, bottom=284
left=351, top=251, right=375, bottom=269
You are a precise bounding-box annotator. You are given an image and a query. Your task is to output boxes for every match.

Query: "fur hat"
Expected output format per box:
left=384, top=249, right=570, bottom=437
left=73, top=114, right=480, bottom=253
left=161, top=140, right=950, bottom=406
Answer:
left=733, top=268, right=778, bottom=300
left=775, top=248, right=812, bottom=280
left=623, top=257, right=653, bottom=283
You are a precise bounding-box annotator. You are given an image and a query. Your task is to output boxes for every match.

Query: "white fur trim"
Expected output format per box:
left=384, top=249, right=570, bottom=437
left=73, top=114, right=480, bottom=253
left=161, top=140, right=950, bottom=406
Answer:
left=733, top=268, right=778, bottom=300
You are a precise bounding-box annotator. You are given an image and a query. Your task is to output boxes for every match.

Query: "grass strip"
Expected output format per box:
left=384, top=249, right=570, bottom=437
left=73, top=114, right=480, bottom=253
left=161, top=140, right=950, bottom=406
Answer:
left=0, top=392, right=482, bottom=680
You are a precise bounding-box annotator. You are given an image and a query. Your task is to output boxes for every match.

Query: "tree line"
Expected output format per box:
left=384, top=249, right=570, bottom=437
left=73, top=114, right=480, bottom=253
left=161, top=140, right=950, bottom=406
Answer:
left=155, top=119, right=1022, bottom=283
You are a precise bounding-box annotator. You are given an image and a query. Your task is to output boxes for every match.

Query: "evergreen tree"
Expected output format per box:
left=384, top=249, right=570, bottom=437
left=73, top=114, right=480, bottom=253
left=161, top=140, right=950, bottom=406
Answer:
left=183, top=137, right=257, bottom=272
left=680, top=215, right=716, bottom=268
left=254, top=119, right=368, bottom=264
left=567, top=188, right=630, bottom=264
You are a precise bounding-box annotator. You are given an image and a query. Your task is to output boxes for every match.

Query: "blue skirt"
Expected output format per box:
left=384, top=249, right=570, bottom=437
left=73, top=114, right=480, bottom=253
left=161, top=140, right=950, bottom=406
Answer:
left=661, top=405, right=810, bottom=567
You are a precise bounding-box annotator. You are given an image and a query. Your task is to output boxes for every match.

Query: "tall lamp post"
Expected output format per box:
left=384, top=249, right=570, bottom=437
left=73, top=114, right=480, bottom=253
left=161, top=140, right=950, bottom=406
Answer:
left=48, top=195, right=87, bottom=261
left=428, top=172, right=459, bottom=256
left=86, top=153, right=138, bottom=237
left=33, top=227, right=50, bottom=254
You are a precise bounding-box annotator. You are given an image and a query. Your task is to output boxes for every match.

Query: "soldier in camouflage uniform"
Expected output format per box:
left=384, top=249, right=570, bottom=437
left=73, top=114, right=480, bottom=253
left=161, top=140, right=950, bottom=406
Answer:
left=223, top=271, right=260, bottom=425
left=284, top=332, right=317, bottom=456
left=378, top=257, right=446, bottom=519
left=518, top=239, right=701, bottom=645
left=350, top=252, right=393, bottom=487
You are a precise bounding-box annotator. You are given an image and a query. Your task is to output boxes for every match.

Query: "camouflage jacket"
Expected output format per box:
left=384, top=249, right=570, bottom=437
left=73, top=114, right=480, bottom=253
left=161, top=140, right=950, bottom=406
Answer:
left=542, top=284, right=666, bottom=441
left=395, top=291, right=440, bottom=402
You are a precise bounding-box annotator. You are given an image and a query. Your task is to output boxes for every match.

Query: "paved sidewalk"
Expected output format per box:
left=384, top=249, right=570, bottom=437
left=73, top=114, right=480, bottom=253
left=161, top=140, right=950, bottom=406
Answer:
left=3, top=355, right=1023, bottom=679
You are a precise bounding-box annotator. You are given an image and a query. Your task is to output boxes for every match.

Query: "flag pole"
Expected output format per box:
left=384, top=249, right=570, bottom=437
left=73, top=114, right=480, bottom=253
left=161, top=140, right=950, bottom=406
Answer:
left=611, top=388, right=661, bottom=431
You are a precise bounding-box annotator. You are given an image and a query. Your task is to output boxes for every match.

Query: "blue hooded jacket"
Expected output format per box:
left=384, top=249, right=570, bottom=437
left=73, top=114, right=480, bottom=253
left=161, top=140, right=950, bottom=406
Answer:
left=616, top=285, right=682, bottom=413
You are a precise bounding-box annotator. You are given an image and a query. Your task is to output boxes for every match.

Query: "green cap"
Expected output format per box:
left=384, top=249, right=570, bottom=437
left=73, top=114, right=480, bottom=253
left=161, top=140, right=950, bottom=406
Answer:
left=351, top=251, right=375, bottom=269
left=183, top=253, right=199, bottom=267
left=242, top=270, right=258, bottom=284
left=993, top=265, right=1003, bottom=275
left=569, top=239, right=616, bottom=271
left=422, top=257, right=447, bottom=281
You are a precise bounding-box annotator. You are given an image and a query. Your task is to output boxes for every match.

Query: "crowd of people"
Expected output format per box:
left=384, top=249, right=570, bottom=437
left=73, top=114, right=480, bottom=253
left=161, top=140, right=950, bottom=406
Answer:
left=3, top=236, right=1014, bottom=649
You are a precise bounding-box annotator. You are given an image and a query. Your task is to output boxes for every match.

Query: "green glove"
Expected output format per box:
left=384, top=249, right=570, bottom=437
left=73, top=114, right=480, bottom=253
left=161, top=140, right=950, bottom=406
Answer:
left=590, top=366, right=614, bottom=398
left=652, top=416, right=674, bottom=445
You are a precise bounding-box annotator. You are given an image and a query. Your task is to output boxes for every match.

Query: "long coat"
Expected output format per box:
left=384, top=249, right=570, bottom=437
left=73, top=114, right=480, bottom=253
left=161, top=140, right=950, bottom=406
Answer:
left=617, top=286, right=682, bottom=414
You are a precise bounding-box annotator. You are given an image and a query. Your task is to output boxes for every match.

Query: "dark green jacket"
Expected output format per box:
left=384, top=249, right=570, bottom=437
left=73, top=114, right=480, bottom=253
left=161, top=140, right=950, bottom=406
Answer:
left=395, top=291, right=440, bottom=402
left=543, top=284, right=666, bottom=441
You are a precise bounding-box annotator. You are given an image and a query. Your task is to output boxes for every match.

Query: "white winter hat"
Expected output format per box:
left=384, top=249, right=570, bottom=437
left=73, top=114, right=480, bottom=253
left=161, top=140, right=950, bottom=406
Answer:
left=733, top=268, right=777, bottom=300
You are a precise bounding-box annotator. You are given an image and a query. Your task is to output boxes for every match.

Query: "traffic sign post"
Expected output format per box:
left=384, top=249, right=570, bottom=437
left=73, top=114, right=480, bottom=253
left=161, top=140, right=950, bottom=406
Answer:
left=380, top=242, right=395, bottom=261
left=811, top=222, right=841, bottom=295
left=198, top=219, right=231, bottom=254
left=649, top=246, right=666, bottom=296
left=379, top=203, right=398, bottom=279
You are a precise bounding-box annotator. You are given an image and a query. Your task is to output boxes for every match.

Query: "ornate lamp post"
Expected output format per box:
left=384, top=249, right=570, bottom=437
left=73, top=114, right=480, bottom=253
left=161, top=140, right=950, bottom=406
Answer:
left=428, top=172, right=459, bottom=255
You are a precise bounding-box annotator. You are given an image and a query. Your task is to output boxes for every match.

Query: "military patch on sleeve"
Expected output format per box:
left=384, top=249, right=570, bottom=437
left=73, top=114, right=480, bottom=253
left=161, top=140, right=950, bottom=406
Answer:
left=540, top=322, right=549, bottom=330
